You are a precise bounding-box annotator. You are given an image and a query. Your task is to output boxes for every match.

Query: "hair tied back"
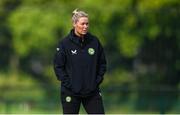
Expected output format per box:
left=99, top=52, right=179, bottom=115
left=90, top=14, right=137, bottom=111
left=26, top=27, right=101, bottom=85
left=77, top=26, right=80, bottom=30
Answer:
left=72, top=8, right=79, bottom=15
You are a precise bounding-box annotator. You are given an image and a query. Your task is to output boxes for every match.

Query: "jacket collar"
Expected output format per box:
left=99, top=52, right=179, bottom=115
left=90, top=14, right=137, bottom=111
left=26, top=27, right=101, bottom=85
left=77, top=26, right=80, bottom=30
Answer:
left=68, top=29, right=92, bottom=46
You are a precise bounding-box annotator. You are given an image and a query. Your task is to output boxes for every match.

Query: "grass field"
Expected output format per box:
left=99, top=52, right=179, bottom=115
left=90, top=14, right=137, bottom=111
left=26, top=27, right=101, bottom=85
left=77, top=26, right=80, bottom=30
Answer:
left=0, top=100, right=179, bottom=114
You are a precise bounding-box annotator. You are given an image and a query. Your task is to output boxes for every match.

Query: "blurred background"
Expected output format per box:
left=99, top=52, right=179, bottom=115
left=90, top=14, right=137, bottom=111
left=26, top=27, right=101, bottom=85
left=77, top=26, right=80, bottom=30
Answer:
left=0, top=0, right=180, bottom=114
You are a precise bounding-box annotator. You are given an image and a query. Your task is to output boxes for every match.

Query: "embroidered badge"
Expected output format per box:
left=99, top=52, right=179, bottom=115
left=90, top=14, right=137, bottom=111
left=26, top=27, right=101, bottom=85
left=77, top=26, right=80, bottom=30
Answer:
left=88, top=48, right=95, bottom=55
left=66, top=96, right=71, bottom=102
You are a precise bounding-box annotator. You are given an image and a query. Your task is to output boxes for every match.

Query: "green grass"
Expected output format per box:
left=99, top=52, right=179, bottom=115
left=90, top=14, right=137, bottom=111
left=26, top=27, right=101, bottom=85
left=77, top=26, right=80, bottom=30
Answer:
left=0, top=95, right=180, bottom=114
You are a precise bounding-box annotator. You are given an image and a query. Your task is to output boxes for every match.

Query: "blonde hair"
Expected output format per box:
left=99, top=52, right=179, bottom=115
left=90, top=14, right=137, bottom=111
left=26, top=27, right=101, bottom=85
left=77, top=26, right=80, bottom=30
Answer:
left=72, top=9, right=88, bottom=24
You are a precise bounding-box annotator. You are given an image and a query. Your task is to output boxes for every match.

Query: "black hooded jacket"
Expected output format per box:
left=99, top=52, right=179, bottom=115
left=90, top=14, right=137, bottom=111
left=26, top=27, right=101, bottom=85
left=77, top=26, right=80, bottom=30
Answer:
left=53, top=29, right=107, bottom=96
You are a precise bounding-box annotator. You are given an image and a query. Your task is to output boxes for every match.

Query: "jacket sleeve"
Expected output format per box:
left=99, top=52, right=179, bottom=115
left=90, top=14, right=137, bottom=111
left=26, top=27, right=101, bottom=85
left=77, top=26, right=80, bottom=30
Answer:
left=96, top=41, right=107, bottom=86
left=53, top=42, right=71, bottom=88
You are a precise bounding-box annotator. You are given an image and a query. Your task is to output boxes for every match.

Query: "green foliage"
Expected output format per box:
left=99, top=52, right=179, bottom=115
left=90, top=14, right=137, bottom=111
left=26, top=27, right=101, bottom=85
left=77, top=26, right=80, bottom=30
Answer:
left=8, top=5, right=68, bottom=57
left=103, top=68, right=135, bottom=87
left=0, top=0, right=180, bottom=113
left=0, top=72, right=45, bottom=102
left=117, top=32, right=141, bottom=57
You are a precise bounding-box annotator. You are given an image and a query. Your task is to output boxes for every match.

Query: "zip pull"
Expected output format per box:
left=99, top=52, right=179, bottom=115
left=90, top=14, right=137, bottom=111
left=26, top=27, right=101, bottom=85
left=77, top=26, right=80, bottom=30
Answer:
left=80, top=38, right=84, bottom=48
left=82, top=38, right=84, bottom=42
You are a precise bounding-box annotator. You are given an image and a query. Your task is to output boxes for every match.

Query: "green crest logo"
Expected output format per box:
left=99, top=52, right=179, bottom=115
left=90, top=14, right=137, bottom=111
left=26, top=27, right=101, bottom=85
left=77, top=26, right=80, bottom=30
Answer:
left=88, top=48, right=95, bottom=55
left=66, top=96, right=71, bottom=102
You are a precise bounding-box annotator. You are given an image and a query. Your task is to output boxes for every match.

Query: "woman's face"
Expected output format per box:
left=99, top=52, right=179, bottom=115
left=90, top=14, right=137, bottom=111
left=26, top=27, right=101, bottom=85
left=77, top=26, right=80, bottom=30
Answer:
left=73, top=17, right=89, bottom=37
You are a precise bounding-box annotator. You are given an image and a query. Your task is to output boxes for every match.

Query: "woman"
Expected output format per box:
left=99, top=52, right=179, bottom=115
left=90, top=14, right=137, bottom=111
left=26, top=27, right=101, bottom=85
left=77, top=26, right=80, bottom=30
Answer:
left=53, top=9, right=107, bottom=114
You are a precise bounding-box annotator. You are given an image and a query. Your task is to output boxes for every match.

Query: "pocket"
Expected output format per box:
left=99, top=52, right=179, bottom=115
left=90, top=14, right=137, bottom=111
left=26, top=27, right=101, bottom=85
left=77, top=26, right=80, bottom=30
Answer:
left=96, top=76, right=103, bottom=86
left=61, top=85, right=72, bottom=95
left=61, top=77, right=72, bottom=89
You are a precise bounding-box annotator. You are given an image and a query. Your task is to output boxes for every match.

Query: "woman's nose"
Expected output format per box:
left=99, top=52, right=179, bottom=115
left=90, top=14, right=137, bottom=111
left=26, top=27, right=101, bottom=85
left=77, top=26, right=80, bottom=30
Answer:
left=84, top=24, right=88, bottom=28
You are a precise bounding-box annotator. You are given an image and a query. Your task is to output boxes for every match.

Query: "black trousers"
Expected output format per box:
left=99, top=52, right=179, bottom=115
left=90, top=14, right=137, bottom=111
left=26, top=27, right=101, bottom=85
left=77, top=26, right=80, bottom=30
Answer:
left=61, top=90, right=105, bottom=114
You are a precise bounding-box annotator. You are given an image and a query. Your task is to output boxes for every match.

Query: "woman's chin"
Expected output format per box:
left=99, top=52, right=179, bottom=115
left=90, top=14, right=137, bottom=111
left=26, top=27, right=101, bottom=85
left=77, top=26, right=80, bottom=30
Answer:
left=82, top=32, right=88, bottom=35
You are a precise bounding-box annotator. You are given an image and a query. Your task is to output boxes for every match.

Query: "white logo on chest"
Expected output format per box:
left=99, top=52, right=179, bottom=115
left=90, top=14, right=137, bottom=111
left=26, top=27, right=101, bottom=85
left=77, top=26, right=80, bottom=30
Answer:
left=71, top=50, right=77, bottom=55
